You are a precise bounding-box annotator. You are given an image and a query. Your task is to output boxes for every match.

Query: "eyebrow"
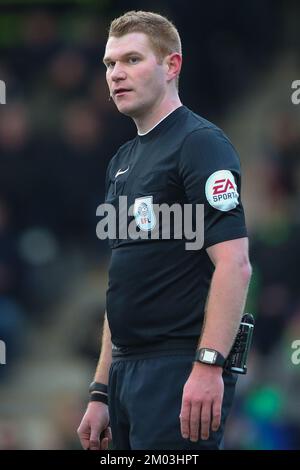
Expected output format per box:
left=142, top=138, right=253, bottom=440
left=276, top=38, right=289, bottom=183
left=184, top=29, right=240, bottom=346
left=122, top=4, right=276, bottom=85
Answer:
left=103, top=51, right=143, bottom=65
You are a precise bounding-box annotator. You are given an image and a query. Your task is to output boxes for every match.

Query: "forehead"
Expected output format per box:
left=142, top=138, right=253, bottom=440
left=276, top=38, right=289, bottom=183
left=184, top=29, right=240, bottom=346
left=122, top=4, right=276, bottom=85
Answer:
left=104, top=32, right=154, bottom=60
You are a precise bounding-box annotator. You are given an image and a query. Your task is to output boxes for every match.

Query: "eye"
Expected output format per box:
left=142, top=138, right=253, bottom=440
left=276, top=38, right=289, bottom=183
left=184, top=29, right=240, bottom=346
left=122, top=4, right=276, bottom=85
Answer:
left=128, top=57, right=140, bottom=64
left=106, top=61, right=115, bottom=69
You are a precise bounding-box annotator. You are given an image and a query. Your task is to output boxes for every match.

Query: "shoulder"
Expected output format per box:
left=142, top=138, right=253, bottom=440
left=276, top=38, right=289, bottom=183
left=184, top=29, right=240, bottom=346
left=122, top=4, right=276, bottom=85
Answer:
left=179, top=107, right=223, bottom=136
left=181, top=110, right=235, bottom=153
left=179, top=111, right=240, bottom=172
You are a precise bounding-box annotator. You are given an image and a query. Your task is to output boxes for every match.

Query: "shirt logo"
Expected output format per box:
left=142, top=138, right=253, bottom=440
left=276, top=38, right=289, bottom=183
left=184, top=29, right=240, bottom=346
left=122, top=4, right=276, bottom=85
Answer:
left=205, top=170, right=239, bottom=211
left=212, top=178, right=235, bottom=195
left=115, top=166, right=129, bottom=178
left=133, top=196, right=156, bottom=231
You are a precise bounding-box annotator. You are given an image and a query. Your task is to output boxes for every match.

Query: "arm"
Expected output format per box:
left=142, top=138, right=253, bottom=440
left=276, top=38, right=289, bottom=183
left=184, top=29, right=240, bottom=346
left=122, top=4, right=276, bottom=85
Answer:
left=77, top=312, right=113, bottom=450
left=180, top=237, right=252, bottom=442
left=198, top=237, right=252, bottom=356
left=94, top=312, right=112, bottom=385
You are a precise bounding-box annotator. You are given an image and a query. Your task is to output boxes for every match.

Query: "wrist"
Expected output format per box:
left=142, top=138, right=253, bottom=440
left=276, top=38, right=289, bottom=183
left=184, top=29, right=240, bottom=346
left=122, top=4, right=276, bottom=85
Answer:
left=192, top=361, right=223, bottom=375
left=88, top=400, right=108, bottom=408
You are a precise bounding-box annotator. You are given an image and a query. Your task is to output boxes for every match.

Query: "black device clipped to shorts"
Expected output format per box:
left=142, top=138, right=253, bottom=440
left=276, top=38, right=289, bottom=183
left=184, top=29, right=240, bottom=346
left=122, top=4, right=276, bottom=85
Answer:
left=225, top=313, right=255, bottom=374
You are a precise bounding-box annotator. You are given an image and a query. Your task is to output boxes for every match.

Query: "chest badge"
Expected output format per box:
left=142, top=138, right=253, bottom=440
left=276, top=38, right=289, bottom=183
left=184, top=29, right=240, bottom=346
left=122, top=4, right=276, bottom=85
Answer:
left=133, top=196, right=156, bottom=231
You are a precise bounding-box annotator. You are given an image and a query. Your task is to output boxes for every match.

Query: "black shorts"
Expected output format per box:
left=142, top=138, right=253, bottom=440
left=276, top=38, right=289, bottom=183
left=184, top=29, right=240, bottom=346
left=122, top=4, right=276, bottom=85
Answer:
left=108, top=343, right=237, bottom=450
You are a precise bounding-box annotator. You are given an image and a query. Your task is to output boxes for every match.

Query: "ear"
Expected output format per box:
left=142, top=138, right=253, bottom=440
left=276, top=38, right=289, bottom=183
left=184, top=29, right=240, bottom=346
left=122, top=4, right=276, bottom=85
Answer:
left=164, top=53, right=182, bottom=83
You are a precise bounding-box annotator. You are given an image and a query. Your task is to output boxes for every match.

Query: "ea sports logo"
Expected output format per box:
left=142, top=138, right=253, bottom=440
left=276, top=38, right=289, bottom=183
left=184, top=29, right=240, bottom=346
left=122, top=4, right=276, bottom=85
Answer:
left=212, top=178, right=235, bottom=195
left=205, top=170, right=239, bottom=211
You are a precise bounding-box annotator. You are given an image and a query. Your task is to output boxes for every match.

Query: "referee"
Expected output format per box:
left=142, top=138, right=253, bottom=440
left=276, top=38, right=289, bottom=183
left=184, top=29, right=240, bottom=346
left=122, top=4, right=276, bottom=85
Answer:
left=77, top=11, right=251, bottom=450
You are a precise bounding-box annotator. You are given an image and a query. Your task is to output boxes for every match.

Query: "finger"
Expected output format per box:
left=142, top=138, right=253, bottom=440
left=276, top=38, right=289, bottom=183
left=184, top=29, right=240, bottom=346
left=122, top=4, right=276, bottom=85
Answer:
left=100, top=437, right=108, bottom=450
left=77, top=429, right=91, bottom=450
left=200, top=402, right=211, bottom=440
left=89, top=439, right=100, bottom=450
left=179, top=399, right=191, bottom=439
left=106, top=426, right=112, bottom=442
left=89, top=429, right=101, bottom=450
left=100, top=428, right=111, bottom=450
left=103, top=426, right=112, bottom=443
left=211, top=399, right=222, bottom=432
left=189, top=402, right=201, bottom=442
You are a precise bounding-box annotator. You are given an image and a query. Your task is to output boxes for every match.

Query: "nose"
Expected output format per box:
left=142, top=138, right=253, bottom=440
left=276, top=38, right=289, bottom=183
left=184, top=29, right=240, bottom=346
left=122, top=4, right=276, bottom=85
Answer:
left=111, top=62, right=126, bottom=82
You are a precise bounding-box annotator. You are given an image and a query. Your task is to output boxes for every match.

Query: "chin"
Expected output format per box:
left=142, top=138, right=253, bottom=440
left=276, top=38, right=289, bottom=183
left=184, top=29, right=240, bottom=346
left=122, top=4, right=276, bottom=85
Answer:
left=116, top=102, right=141, bottom=117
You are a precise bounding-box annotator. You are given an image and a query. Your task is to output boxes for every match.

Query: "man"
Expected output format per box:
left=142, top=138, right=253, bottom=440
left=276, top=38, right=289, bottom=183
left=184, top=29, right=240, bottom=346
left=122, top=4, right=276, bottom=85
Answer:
left=77, top=10, right=252, bottom=450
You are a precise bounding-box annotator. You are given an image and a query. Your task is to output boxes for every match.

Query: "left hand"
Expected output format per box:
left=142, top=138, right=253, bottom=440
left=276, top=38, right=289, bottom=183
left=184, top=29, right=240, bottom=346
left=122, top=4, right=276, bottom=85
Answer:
left=179, top=363, right=224, bottom=442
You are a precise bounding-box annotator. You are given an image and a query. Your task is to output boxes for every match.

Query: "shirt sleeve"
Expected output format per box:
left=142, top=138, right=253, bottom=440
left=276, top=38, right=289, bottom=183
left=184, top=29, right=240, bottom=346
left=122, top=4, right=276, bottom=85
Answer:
left=178, top=127, right=248, bottom=248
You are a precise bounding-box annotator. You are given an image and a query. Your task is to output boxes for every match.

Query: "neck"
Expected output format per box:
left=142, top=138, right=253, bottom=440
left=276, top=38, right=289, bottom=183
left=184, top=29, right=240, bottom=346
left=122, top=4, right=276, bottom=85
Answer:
left=133, top=95, right=182, bottom=134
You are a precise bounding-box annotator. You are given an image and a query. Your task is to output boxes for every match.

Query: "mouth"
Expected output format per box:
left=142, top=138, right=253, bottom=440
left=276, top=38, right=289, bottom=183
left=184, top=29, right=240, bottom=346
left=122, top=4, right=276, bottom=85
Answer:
left=114, top=88, right=132, bottom=97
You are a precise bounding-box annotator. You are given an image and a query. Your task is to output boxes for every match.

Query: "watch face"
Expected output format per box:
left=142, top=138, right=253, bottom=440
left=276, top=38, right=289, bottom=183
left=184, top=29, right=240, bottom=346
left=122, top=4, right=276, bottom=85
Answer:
left=201, top=349, right=217, bottom=363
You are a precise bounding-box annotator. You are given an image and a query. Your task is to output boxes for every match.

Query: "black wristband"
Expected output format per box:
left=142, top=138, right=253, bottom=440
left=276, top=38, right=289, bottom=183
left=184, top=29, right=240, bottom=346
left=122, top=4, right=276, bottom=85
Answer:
left=89, top=393, right=108, bottom=405
left=89, top=381, right=108, bottom=394
left=89, top=381, right=108, bottom=405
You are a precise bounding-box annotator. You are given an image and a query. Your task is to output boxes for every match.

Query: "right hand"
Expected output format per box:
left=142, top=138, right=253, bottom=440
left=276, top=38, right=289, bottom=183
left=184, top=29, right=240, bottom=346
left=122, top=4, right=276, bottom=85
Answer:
left=180, top=363, right=224, bottom=442
left=77, top=401, right=112, bottom=450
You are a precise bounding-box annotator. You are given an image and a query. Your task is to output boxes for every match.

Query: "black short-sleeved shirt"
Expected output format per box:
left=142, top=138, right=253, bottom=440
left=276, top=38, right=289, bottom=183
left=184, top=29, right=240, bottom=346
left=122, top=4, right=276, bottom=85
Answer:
left=104, top=105, right=247, bottom=347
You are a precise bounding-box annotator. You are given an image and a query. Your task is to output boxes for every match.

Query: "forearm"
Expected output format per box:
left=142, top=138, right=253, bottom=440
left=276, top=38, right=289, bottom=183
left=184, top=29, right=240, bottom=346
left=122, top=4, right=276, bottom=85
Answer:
left=94, top=312, right=112, bottom=385
left=198, top=260, right=252, bottom=358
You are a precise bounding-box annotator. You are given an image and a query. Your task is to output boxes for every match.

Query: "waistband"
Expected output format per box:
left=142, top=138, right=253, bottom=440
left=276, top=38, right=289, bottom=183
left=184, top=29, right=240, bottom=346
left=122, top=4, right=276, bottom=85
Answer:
left=112, top=337, right=198, bottom=360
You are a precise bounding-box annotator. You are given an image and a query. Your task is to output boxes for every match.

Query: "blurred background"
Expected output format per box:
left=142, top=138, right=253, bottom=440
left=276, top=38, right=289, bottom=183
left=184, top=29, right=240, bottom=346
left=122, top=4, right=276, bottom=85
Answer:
left=0, top=0, right=299, bottom=450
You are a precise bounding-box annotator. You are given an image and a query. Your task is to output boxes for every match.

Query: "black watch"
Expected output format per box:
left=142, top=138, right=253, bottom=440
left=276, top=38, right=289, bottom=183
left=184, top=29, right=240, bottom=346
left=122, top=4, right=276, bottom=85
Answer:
left=194, top=348, right=225, bottom=367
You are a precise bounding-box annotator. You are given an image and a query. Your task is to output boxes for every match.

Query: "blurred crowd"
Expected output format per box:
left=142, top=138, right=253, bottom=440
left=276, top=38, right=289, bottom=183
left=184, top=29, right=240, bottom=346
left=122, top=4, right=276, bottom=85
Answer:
left=0, top=2, right=299, bottom=450
left=227, top=111, right=300, bottom=449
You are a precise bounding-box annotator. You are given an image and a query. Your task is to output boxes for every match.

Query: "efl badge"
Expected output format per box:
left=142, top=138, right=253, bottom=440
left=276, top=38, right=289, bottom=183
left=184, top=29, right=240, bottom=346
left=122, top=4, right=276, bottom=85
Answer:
left=205, top=170, right=239, bottom=211
left=133, top=196, right=156, bottom=231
